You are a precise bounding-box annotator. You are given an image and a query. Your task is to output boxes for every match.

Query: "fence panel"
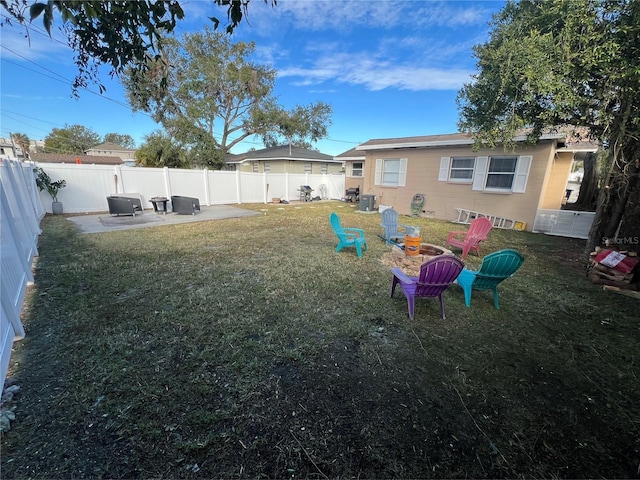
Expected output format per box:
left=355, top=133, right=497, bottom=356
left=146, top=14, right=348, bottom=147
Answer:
left=532, top=209, right=595, bottom=239
left=208, top=170, right=239, bottom=204
left=0, top=159, right=41, bottom=386
left=33, top=162, right=346, bottom=213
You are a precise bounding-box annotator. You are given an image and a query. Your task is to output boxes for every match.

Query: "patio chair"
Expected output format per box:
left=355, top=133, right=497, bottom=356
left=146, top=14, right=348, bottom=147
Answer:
left=391, top=255, right=464, bottom=320
left=380, top=208, right=409, bottom=245
left=171, top=195, right=201, bottom=215
left=456, top=249, right=525, bottom=309
left=446, top=217, right=493, bottom=259
left=107, top=196, right=142, bottom=216
left=329, top=212, right=367, bottom=258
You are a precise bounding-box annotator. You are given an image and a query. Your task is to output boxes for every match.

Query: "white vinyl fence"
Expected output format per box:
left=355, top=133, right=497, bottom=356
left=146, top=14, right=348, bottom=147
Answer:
left=1, top=158, right=44, bottom=386
left=532, top=209, right=595, bottom=239
left=33, top=162, right=346, bottom=214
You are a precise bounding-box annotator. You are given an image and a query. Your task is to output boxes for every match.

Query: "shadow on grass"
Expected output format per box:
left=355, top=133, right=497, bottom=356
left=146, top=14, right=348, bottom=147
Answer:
left=2, top=203, right=638, bottom=478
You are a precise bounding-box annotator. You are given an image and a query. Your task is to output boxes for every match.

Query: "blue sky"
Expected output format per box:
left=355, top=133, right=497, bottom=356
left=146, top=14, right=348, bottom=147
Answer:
left=0, top=1, right=504, bottom=156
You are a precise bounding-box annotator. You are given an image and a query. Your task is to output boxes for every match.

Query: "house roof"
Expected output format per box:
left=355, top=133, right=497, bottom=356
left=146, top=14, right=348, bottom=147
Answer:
left=31, top=153, right=124, bottom=165
left=226, top=145, right=340, bottom=164
left=86, top=142, right=136, bottom=153
left=355, top=131, right=582, bottom=151
left=334, top=147, right=365, bottom=161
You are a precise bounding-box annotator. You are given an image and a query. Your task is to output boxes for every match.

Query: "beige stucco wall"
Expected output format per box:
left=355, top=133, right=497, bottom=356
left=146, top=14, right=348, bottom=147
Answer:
left=361, top=141, right=562, bottom=231
left=344, top=160, right=364, bottom=192
left=539, top=152, right=573, bottom=208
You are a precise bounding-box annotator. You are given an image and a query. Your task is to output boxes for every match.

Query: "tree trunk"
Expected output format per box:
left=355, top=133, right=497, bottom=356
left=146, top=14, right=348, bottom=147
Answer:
left=570, top=152, right=598, bottom=210
left=586, top=152, right=640, bottom=255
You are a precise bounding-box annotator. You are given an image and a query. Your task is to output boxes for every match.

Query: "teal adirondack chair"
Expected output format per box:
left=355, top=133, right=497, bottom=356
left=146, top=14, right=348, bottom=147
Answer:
left=456, top=249, right=524, bottom=308
left=380, top=208, right=409, bottom=245
left=329, top=212, right=367, bottom=258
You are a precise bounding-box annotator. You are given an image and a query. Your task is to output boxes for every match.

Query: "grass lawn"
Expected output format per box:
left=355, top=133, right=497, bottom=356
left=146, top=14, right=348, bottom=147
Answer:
left=2, top=201, right=638, bottom=478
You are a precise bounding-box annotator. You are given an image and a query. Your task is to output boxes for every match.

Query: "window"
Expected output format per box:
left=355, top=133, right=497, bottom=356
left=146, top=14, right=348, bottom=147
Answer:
left=264, top=162, right=271, bottom=173
left=350, top=162, right=363, bottom=177
left=449, top=157, right=475, bottom=182
left=252, top=162, right=259, bottom=173
left=321, top=163, right=328, bottom=174
left=374, top=158, right=407, bottom=187
left=471, top=155, right=531, bottom=193
left=304, top=162, right=312, bottom=173
left=486, top=156, right=518, bottom=190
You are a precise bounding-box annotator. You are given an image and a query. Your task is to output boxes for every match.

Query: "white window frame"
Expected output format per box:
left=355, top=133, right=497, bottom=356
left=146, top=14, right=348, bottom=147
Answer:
left=321, top=163, right=328, bottom=174
left=485, top=156, right=518, bottom=191
left=252, top=162, right=259, bottom=173
left=448, top=156, right=475, bottom=183
left=264, top=162, right=271, bottom=173
left=374, top=158, right=407, bottom=187
left=350, top=161, right=363, bottom=178
left=471, top=155, right=532, bottom=193
left=304, top=162, right=312, bottom=174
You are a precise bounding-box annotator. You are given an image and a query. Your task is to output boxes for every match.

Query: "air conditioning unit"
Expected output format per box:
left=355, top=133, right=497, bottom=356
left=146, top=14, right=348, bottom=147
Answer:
left=359, top=194, right=376, bottom=212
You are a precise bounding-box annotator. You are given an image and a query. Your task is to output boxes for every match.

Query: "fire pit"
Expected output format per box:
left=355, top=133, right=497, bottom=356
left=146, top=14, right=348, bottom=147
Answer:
left=382, top=243, right=454, bottom=276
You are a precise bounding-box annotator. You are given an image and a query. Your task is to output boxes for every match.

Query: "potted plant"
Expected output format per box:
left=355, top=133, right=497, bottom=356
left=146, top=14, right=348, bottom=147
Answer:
left=34, top=167, right=66, bottom=214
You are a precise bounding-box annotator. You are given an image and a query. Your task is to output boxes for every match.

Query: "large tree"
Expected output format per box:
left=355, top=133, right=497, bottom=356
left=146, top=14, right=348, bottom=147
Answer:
left=135, top=130, right=189, bottom=168
left=44, top=125, right=101, bottom=154
left=1, top=1, right=272, bottom=94
left=123, top=28, right=332, bottom=168
left=457, top=0, right=640, bottom=254
left=103, top=133, right=136, bottom=149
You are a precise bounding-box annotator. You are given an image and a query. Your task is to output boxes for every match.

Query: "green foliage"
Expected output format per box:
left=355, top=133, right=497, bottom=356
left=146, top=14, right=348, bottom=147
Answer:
left=102, top=133, right=136, bottom=149
left=123, top=27, right=331, bottom=157
left=135, top=130, right=190, bottom=168
left=34, top=166, right=66, bottom=202
left=457, top=0, right=640, bottom=251
left=261, top=102, right=333, bottom=148
left=2, top=0, right=274, bottom=94
left=43, top=125, right=101, bottom=154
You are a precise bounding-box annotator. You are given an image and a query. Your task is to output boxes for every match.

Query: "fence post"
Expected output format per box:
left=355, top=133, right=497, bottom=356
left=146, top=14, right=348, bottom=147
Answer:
left=163, top=167, right=172, bottom=198
left=203, top=168, right=210, bottom=206
left=235, top=170, right=242, bottom=204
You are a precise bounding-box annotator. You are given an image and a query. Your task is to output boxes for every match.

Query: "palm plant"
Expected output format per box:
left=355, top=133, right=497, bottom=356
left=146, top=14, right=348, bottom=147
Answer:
left=34, top=167, right=66, bottom=203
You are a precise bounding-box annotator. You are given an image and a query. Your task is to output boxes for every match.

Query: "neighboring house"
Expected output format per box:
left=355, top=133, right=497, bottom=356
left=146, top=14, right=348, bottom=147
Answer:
left=353, top=132, right=598, bottom=231
left=335, top=147, right=365, bottom=195
left=0, top=138, right=45, bottom=158
left=0, top=138, right=18, bottom=158
left=226, top=145, right=343, bottom=174
left=85, top=142, right=137, bottom=162
left=31, top=153, right=124, bottom=165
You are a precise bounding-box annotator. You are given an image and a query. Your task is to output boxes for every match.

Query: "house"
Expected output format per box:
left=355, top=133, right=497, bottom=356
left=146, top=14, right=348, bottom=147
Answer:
left=335, top=147, right=365, bottom=197
left=85, top=142, right=137, bottom=162
left=226, top=145, right=343, bottom=174
left=31, top=153, right=125, bottom=165
left=352, top=132, right=598, bottom=231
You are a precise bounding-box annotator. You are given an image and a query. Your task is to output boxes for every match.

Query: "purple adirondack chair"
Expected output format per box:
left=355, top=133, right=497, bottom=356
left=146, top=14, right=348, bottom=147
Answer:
left=391, top=255, right=465, bottom=320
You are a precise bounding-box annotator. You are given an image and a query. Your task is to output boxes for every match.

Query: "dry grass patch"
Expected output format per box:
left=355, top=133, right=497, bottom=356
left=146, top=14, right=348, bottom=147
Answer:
left=2, top=201, right=638, bottom=478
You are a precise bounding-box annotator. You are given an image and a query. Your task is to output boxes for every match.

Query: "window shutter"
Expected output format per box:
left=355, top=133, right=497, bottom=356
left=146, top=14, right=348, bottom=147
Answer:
left=513, top=155, right=532, bottom=193
left=472, top=156, right=488, bottom=191
left=374, top=158, right=382, bottom=186
left=438, top=157, right=450, bottom=182
left=398, top=158, right=407, bottom=187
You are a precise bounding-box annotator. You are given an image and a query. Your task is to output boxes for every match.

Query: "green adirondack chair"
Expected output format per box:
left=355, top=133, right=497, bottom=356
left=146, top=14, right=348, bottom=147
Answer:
left=456, top=249, right=524, bottom=308
left=329, top=212, right=367, bottom=258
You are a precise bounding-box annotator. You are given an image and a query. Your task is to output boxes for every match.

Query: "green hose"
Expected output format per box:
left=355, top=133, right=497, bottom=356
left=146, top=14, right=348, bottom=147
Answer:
left=411, top=194, right=426, bottom=216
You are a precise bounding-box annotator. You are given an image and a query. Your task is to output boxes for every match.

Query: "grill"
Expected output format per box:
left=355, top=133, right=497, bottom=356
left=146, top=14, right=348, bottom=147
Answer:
left=345, top=187, right=360, bottom=202
left=299, top=185, right=313, bottom=202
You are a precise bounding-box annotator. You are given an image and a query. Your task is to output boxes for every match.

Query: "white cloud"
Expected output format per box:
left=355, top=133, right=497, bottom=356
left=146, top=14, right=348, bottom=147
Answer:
left=264, top=0, right=492, bottom=32
left=0, top=22, right=71, bottom=62
left=279, top=50, right=473, bottom=91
